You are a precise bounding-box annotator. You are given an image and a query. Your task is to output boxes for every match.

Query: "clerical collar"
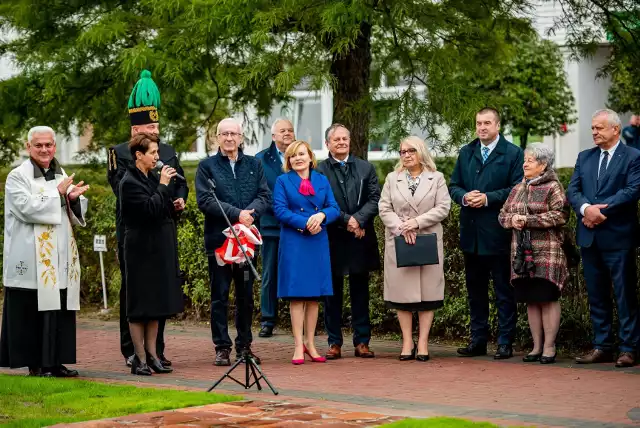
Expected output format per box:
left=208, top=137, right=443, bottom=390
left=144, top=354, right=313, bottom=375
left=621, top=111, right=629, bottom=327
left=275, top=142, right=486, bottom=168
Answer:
left=31, top=157, right=62, bottom=178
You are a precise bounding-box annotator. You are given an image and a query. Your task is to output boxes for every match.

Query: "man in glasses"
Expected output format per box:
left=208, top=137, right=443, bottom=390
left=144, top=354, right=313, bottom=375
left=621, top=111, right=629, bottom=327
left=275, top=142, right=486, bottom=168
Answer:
left=449, top=107, right=524, bottom=360
left=317, top=123, right=381, bottom=360
left=195, top=118, right=271, bottom=366
left=107, top=70, right=188, bottom=368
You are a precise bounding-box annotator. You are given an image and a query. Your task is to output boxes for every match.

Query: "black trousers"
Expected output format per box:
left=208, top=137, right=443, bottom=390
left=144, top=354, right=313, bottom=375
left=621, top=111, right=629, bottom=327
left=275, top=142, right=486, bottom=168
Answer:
left=207, top=256, right=255, bottom=352
left=463, top=252, right=516, bottom=346
left=324, top=272, right=371, bottom=347
left=118, top=240, right=165, bottom=359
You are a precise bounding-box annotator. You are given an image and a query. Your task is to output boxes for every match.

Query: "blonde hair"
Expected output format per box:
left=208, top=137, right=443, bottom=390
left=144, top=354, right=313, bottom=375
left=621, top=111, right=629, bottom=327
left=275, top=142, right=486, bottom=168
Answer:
left=283, top=140, right=317, bottom=172
left=395, top=136, right=437, bottom=172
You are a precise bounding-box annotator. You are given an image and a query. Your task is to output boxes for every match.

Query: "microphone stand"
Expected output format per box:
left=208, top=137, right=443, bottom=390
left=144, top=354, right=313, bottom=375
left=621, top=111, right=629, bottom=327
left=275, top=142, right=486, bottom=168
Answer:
left=201, top=173, right=277, bottom=395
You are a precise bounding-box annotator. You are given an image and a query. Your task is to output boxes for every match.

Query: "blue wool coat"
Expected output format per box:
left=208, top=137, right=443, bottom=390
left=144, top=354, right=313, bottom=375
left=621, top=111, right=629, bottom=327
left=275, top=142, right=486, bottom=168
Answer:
left=273, top=170, right=340, bottom=299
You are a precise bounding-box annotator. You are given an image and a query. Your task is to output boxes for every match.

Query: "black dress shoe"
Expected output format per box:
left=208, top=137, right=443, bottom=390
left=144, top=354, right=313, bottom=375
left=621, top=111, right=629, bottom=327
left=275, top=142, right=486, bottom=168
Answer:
left=540, top=354, right=556, bottom=364
left=236, top=348, right=261, bottom=365
left=147, top=355, right=173, bottom=373
left=158, top=354, right=172, bottom=367
left=259, top=326, right=274, bottom=338
left=51, top=365, right=79, bottom=377
left=399, top=343, right=417, bottom=361
left=131, top=355, right=152, bottom=376
left=215, top=349, right=231, bottom=366
left=125, top=355, right=134, bottom=367
left=494, top=344, right=513, bottom=360
left=457, top=343, right=487, bottom=357
left=522, top=353, right=542, bottom=362
left=416, top=354, right=430, bottom=362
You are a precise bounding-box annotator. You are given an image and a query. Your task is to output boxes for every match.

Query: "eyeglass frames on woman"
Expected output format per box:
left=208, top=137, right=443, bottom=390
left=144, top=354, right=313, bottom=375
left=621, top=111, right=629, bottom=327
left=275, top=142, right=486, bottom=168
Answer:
left=399, top=148, right=417, bottom=157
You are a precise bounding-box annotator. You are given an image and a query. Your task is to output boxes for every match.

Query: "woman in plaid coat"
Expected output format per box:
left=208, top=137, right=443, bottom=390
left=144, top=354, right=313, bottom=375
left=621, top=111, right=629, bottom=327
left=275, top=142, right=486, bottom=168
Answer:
left=498, top=144, right=569, bottom=364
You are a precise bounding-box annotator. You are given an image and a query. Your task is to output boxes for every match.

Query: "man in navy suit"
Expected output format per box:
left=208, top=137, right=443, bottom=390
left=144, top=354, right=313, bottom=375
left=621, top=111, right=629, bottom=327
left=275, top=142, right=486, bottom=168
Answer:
left=450, top=107, right=524, bottom=360
left=255, top=118, right=295, bottom=338
left=567, top=108, right=640, bottom=368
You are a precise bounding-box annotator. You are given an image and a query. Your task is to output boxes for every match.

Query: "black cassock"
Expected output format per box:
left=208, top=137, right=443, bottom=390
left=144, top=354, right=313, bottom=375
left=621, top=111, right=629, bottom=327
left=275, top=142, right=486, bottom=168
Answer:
left=119, top=165, right=183, bottom=321
left=0, top=162, right=77, bottom=370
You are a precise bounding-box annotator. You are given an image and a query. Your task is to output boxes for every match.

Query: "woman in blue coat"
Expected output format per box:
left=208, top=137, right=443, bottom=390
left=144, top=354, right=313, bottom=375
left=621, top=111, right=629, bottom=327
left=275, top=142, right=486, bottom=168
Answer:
left=273, top=140, right=340, bottom=365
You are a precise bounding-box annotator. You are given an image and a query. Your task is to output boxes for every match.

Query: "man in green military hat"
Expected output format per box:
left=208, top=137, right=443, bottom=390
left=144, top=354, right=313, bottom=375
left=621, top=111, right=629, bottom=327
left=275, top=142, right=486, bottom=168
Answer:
left=107, top=70, right=188, bottom=368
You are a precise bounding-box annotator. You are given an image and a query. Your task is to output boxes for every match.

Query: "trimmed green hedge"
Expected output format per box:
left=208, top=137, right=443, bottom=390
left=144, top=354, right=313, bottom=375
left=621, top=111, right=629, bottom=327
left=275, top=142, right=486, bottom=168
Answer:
left=0, top=159, right=616, bottom=349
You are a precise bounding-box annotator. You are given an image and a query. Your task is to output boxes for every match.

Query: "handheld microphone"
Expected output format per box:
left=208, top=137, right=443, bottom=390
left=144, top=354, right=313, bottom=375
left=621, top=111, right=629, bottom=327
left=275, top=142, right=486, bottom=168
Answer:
left=155, top=160, right=186, bottom=181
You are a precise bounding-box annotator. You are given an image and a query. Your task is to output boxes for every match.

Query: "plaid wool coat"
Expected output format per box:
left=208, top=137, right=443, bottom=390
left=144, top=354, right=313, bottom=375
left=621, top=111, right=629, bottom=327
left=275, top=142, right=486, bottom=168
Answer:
left=498, top=169, right=569, bottom=290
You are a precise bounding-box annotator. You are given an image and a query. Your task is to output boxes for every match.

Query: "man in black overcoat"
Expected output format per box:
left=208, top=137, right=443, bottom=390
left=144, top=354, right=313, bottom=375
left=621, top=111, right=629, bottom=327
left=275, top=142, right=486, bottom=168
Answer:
left=449, top=107, right=524, bottom=359
left=107, top=70, right=189, bottom=368
left=317, top=123, right=381, bottom=359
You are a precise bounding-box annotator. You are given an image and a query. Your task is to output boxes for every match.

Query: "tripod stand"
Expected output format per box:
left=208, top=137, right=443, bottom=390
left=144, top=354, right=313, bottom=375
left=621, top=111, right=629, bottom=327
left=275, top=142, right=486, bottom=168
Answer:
left=207, top=348, right=278, bottom=395
left=201, top=174, right=278, bottom=395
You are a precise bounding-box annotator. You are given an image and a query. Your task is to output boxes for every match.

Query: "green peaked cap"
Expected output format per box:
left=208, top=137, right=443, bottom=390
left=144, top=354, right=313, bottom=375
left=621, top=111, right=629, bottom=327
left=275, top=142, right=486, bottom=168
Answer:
left=128, top=69, right=161, bottom=109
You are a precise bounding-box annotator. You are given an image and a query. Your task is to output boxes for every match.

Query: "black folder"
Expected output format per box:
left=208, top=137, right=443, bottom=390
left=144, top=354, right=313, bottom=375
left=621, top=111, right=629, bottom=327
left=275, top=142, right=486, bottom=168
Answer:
left=394, top=233, right=439, bottom=267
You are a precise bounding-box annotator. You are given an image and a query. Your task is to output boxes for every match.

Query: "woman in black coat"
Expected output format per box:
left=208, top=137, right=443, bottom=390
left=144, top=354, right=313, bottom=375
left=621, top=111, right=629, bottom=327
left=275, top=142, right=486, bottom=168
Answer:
left=119, top=132, right=183, bottom=376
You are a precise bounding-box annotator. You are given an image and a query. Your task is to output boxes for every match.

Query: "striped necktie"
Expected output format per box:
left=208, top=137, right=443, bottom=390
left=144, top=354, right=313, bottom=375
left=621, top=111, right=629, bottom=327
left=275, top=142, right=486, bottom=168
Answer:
left=482, top=146, right=490, bottom=164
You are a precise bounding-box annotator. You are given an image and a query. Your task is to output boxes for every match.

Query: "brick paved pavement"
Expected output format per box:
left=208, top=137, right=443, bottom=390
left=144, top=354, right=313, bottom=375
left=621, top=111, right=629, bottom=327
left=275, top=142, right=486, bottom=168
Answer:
left=2, top=319, right=639, bottom=427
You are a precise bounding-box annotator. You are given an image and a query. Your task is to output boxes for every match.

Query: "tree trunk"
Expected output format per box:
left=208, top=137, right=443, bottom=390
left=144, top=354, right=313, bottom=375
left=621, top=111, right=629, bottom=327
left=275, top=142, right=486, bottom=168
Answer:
left=329, top=22, right=372, bottom=160
left=520, top=130, right=529, bottom=150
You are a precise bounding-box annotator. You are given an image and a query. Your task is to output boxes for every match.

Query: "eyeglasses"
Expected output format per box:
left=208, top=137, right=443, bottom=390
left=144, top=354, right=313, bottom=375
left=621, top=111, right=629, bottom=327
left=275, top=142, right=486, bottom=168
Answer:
left=218, top=132, right=242, bottom=138
left=399, top=148, right=417, bottom=157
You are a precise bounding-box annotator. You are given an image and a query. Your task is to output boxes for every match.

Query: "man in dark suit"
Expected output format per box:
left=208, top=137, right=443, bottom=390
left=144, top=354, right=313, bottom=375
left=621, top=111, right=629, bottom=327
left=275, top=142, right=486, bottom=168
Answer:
left=567, top=108, right=640, bottom=368
left=107, top=70, right=188, bottom=368
left=316, top=123, right=380, bottom=359
left=255, top=118, right=295, bottom=338
left=449, top=107, right=524, bottom=359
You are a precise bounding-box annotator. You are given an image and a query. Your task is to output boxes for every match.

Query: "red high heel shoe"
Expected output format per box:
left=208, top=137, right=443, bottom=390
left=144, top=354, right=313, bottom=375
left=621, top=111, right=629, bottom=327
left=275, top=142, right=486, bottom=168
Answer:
left=303, top=345, right=326, bottom=363
left=291, top=358, right=305, bottom=365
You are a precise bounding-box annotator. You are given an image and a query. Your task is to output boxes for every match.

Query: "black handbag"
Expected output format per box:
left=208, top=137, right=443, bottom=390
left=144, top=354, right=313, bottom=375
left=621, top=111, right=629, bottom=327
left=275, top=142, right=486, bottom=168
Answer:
left=394, top=233, right=439, bottom=267
left=513, top=229, right=536, bottom=275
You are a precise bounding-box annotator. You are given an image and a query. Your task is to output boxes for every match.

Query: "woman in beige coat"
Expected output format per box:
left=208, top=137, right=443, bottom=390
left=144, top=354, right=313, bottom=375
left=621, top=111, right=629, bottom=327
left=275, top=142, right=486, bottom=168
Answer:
left=379, top=136, right=451, bottom=362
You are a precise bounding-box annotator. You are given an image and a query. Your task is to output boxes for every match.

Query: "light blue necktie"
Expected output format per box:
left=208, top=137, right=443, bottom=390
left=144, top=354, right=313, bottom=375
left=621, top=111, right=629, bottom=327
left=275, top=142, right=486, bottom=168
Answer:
left=482, top=146, right=490, bottom=164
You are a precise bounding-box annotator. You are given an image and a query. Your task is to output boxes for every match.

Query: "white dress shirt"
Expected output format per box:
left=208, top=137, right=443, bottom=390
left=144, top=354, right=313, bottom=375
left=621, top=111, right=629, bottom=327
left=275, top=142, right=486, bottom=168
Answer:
left=579, top=141, right=620, bottom=216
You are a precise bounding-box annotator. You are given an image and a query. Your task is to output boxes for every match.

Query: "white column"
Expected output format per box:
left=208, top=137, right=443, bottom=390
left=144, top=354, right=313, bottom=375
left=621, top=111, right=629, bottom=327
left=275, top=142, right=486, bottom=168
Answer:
left=318, top=86, right=333, bottom=159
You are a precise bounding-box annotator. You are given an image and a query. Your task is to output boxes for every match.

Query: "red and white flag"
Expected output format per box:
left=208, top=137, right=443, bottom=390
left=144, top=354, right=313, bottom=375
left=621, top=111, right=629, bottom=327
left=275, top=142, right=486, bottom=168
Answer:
left=215, top=223, right=263, bottom=266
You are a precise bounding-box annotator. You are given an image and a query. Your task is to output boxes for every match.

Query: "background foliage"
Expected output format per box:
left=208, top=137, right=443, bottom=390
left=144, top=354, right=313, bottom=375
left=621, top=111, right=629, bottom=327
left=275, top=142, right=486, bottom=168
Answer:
left=0, top=157, right=606, bottom=350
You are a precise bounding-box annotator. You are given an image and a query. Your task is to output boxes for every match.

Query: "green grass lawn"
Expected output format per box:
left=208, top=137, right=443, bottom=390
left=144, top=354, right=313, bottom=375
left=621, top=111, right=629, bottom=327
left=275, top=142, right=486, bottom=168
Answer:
left=382, top=417, right=509, bottom=427
left=0, top=373, right=240, bottom=428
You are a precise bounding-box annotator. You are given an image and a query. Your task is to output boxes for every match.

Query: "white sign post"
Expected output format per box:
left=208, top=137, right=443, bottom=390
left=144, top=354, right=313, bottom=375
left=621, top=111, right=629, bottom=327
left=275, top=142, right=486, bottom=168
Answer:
left=93, top=235, right=109, bottom=313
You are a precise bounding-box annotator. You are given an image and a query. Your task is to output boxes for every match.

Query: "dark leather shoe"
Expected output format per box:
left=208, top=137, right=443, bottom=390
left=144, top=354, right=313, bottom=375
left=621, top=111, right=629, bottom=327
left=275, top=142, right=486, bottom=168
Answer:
left=416, top=354, right=430, bottom=362
left=51, top=365, right=79, bottom=377
left=236, top=348, right=261, bottom=365
left=575, top=349, right=614, bottom=364
left=131, top=356, right=152, bottom=376
left=540, top=354, right=556, bottom=364
left=326, top=344, right=342, bottom=360
left=399, top=343, right=417, bottom=361
left=354, top=343, right=375, bottom=358
left=457, top=343, right=487, bottom=357
left=215, top=349, right=231, bottom=366
left=147, top=355, right=173, bottom=373
left=494, top=344, right=513, bottom=360
left=615, top=352, right=636, bottom=368
left=259, top=326, right=274, bottom=338
left=158, top=354, right=172, bottom=367
left=125, top=355, right=134, bottom=367
left=522, top=353, right=542, bottom=362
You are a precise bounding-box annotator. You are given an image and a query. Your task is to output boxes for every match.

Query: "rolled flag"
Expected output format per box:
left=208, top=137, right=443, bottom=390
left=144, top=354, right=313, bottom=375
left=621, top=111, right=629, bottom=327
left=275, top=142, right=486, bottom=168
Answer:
left=215, top=223, right=263, bottom=266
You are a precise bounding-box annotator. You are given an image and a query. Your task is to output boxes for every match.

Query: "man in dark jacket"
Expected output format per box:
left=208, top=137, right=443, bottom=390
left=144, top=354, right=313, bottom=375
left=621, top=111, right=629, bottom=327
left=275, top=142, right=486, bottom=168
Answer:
left=316, top=123, right=381, bottom=359
left=255, top=118, right=295, bottom=338
left=195, top=118, right=271, bottom=366
left=622, top=114, right=640, bottom=150
left=107, top=70, right=188, bottom=368
left=449, top=107, right=524, bottom=360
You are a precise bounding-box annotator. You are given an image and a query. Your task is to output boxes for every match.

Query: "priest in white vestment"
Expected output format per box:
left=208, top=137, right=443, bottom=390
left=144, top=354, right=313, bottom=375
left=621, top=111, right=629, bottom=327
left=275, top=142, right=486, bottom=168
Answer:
left=0, top=126, right=89, bottom=377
